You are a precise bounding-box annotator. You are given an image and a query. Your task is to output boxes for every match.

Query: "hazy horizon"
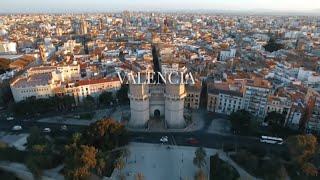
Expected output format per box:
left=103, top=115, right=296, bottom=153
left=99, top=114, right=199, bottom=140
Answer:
left=0, top=0, right=320, bottom=14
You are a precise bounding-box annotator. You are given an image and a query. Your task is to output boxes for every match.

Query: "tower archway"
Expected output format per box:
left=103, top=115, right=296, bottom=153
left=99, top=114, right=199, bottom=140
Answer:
left=154, top=109, right=160, bottom=118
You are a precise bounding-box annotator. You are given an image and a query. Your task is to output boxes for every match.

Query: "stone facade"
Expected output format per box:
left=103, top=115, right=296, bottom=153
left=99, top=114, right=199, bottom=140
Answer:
left=128, top=83, right=186, bottom=129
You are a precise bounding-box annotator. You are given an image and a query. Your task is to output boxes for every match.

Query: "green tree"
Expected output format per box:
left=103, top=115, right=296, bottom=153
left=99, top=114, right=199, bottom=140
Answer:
left=71, top=132, right=82, bottom=144
left=230, top=109, right=252, bottom=134
left=265, top=111, right=285, bottom=135
left=121, top=148, right=130, bottom=163
left=61, top=95, right=76, bottom=111
left=116, top=85, right=129, bottom=104
left=26, top=126, right=46, bottom=150
left=263, top=38, right=284, bottom=52
left=25, top=156, right=42, bottom=180
left=82, top=95, right=96, bottom=110
left=193, top=147, right=207, bottom=169
left=115, top=157, right=125, bottom=180
left=287, top=135, right=319, bottom=177
left=99, top=91, right=114, bottom=106
left=96, top=157, right=106, bottom=176
left=210, top=154, right=239, bottom=180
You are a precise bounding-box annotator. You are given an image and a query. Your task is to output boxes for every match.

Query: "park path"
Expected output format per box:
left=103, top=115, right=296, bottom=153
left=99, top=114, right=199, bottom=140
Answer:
left=0, top=162, right=64, bottom=180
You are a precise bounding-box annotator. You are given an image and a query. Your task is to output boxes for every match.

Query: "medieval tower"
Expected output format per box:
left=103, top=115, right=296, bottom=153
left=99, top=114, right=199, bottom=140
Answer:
left=128, top=45, right=186, bottom=129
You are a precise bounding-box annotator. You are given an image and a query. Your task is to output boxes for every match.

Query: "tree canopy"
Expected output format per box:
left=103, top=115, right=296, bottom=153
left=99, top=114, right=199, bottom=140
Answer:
left=210, top=154, right=239, bottom=180
left=230, top=109, right=253, bottom=134
left=263, top=38, right=285, bottom=52
left=82, top=95, right=96, bottom=110
left=287, top=135, right=319, bottom=177
left=64, top=144, right=98, bottom=180
left=99, top=91, right=114, bottom=106
left=264, top=111, right=286, bottom=135
left=116, top=84, right=129, bottom=104
left=193, top=147, right=207, bottom=169
left=85, top=118, right=129, bottom=151
left=11, top=95, right=75, bottom=116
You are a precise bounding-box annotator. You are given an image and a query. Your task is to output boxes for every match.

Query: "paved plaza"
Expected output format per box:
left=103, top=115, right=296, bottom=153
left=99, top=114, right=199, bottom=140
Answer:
left=111, top=142, right=258, bottom=180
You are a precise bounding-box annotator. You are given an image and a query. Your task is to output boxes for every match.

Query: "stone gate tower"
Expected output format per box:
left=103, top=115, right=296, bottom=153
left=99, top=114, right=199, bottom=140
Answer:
left=164, top=80, right=187, bottom=128
left=128, top=82, right=150, bottom=128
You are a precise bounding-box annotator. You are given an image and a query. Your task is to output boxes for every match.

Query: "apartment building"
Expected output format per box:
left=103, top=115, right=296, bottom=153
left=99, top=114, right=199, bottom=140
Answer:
left=265, top=95, right=292, bottom=123
left=286, top=102, right=304, bottom=129
left=215, top=90, right=244, bottom=115
left=274, top=62, right=299, bottom=83
left=56, top=64, right=81, bottom=82
left=207, top=92, right=219, bottom=112
left=243, top=78, right=271, bottom=119
left=10, top=73, right=55, bottom=102
left=0, top=41, right=17, bottom=54
left=78, top=78, right=121, bottom=102
left=207, top=80, right=244, bottom=115
left=305, top=87, right=320, bottom=134
left=219, top=49, right=236, bottom=61
left=185, top=82, right=202, bottom=110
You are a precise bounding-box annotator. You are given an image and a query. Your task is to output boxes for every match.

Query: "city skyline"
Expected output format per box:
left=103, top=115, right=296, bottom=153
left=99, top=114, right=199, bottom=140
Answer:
left=1, top=0, right=320, bottom=14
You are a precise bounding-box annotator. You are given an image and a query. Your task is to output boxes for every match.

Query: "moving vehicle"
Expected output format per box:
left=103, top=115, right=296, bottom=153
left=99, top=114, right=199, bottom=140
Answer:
left=12, top=125, right=22, bottom=131
left=187, top=138, right=200, bottom=145
left=260, top=136, right=283, bottom=145
left=60, top=125, right=68, bottom=131
left=43, top=128, right=51, bottom=133
left=260, top=122, right=269, bottom=127
left=6, top=117, right=14, bottom=121
left=160, top=136, right=168, bottom=143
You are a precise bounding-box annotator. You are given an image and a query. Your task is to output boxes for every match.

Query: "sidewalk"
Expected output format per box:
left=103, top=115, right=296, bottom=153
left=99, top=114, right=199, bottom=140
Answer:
left=216, top=152, right=262, bottom=180
left=37, top=117, right=93, bottom=126
left=110, top=142, right=260, bottom=180
left=0, top=162, right=64, bottom=180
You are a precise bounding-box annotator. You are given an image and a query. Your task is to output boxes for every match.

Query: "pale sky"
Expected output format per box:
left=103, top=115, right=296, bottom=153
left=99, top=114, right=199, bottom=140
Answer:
left=0, top=0, right=319, bottom=13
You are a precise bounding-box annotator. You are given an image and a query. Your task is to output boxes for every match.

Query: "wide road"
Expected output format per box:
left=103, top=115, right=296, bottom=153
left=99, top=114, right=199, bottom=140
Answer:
left=129, top=131, right=287, bottom=152
left=0, top=119, right=286, bottom=152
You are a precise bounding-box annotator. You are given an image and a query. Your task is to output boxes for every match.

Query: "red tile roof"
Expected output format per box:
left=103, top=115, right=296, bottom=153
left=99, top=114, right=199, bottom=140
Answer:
left=78, top=78, right=120, bottom=86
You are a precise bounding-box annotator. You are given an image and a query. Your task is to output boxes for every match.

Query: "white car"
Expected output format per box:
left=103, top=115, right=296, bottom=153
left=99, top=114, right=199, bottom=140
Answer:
left=160, top=136, right=168, bottom=143
left=60, top=125, right=68, bottom=131
left=12, top=125, right=22, bottom=131
left=6, top=117, right=14, bottom=121
left=260, top=122, right=269, bottom=127
left=43, top=128, right=51, bottom=133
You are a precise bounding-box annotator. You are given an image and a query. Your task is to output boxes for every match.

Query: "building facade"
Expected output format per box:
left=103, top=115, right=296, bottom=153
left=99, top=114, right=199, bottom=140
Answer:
left=305, top=87, right=320, bottom=134
left=243, top=78, right=271, bottom=119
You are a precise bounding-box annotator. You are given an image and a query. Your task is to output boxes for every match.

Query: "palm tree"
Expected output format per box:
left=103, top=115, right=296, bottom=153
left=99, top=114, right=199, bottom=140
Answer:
left=121, top=148, right=130, bottom=163
left=135, top=172, right=144, bottom=180
left=193, top=147, right=207, bottom=169
left=71, top=132, right=82, bottom=144
left=115, top=157, right=125, bottom=179
left=194, top=169, right=206, bottom=180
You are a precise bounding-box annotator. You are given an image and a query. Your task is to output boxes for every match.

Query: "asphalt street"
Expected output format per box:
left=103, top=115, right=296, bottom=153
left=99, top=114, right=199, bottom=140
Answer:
left=0, top=119, right=286, bottom=152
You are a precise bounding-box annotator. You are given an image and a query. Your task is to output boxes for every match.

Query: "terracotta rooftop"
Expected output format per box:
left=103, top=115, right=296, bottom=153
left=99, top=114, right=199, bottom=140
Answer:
left=78, top=78, right=120, bottom=86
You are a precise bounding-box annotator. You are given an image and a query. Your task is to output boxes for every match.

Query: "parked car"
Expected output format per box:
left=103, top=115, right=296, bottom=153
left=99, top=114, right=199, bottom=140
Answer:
left=160, top=136, right=168, bottom=143
left=60, top=125, right=68, bottom=131
left=187, top=138, right=200, bottom=145
left=6, top=117, right=14, bottom=121
left=43, top=128, right=51, bottom=133
left=12, top=125, right=22, bottom=131
left=260, top=122, right=269, bottom=127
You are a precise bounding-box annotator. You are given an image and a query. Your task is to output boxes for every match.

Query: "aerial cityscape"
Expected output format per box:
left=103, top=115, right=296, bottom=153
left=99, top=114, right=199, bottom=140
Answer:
left=0, top=0, right=320, bottom=180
